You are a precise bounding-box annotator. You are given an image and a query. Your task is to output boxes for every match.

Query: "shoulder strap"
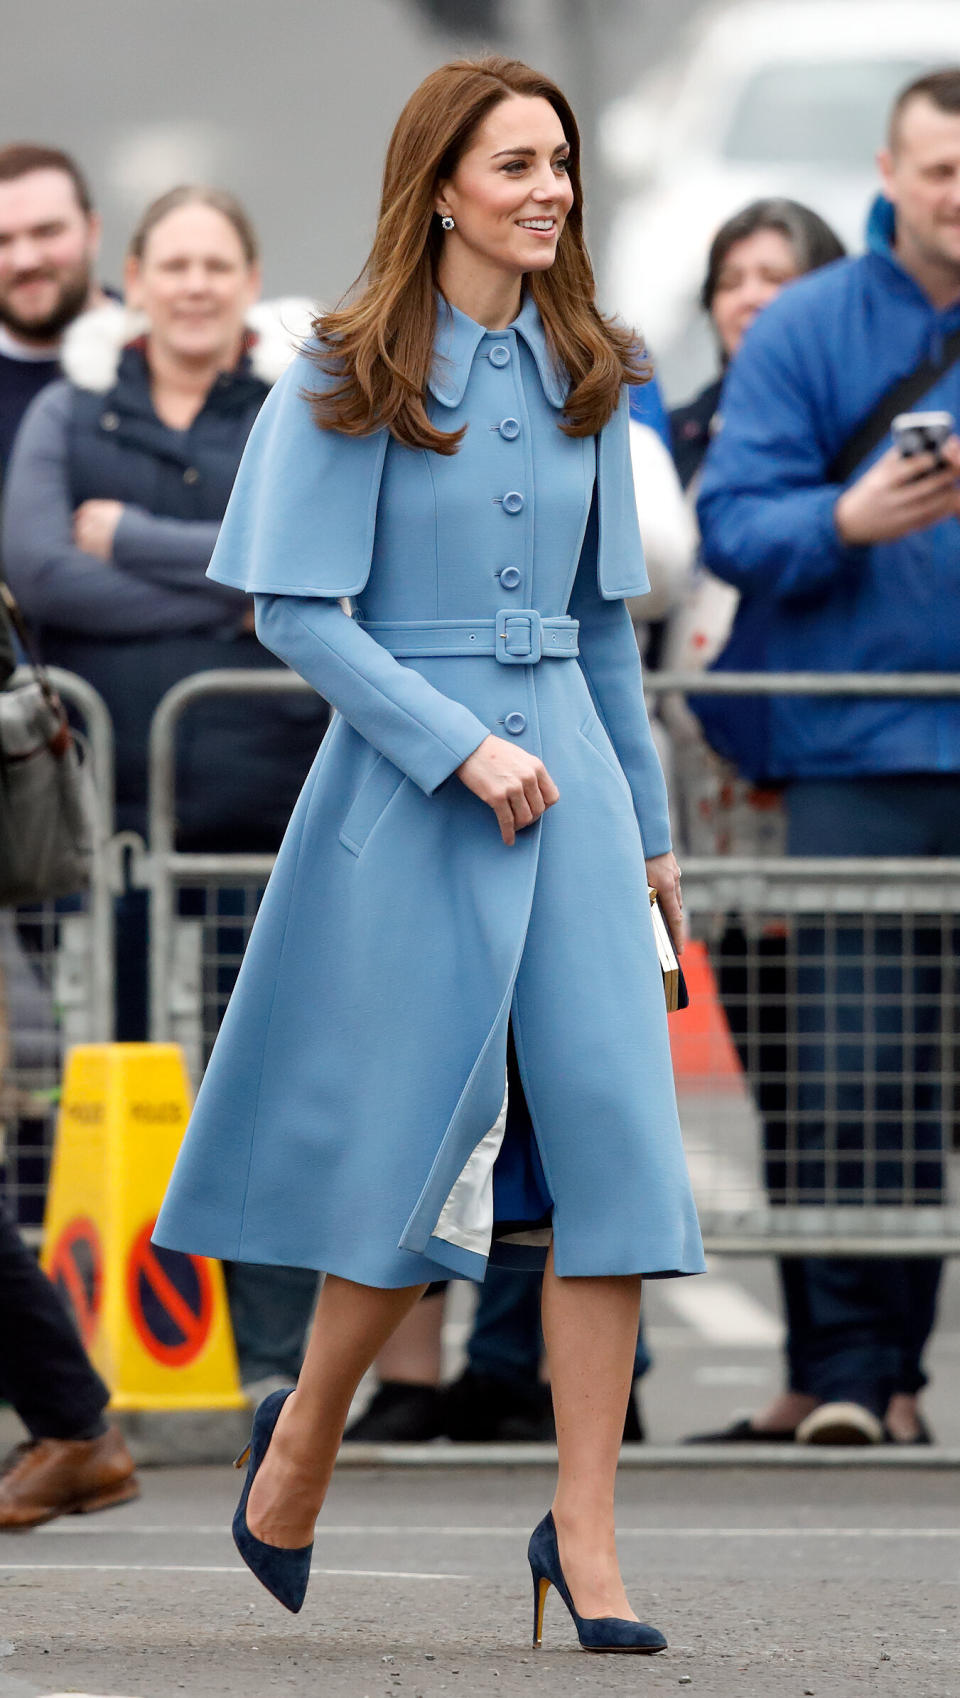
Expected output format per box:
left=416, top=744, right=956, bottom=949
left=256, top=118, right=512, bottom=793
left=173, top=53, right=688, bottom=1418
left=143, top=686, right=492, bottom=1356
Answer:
left=0, top=586, right=14, bottom=689
left=827, top=324, right=960, bottom=484
left=0, top=582, right=60, bottom=711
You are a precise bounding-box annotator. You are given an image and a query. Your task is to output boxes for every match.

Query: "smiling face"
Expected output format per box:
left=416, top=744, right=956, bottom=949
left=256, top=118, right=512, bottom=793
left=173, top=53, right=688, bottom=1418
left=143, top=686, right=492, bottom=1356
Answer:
left=709, top=227, right=800, bottom=359
left=124, top=201, right=260, bottom=368
left=0, top=168, right=99, bottom=343
left=436, top=93, right=575, bottom=284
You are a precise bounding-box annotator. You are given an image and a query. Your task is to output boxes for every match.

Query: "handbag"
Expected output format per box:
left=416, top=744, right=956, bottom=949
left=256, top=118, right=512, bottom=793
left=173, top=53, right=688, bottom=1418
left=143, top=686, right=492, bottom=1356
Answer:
left=0, top=584, right=98, bottom=906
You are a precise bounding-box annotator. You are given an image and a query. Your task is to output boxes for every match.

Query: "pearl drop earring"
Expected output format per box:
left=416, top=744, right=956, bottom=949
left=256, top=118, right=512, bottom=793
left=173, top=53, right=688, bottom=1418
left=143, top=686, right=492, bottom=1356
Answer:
left=440, top=214, right=455, bottom=231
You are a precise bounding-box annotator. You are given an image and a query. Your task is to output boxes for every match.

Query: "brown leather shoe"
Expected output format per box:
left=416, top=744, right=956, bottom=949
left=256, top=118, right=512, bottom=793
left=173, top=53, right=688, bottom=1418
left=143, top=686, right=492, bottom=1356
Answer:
left=0, top=1426, right=139, bottom=1529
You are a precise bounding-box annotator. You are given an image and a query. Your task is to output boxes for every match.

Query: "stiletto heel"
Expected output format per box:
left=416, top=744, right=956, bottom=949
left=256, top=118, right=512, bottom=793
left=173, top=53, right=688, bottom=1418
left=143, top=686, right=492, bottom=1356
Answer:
left=532, top=1572, right=551, bottom=1647
left=527, top=1511, right=667, bottom=1654
left=232, top=1389, right=313, bottom=1613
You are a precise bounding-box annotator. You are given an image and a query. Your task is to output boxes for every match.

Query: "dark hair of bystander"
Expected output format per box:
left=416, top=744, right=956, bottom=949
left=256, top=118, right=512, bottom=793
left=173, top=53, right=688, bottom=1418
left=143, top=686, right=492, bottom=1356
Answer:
left=0, top=143, right=94, bottom=216
left=889, top=67, right=960, bottom=151
left=699, top=198, right=846, bottom=314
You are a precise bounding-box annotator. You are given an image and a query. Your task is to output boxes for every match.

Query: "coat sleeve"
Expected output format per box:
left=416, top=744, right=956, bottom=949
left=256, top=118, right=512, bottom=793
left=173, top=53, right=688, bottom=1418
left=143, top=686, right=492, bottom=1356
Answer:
left=2, top=382, right=240, bottom=638
left=113, top=509, right=244, bottom=607
left=569, top=502, right=672, bottom=857
left=696, top=304, right=864, bottom=604
left=254, top=594, right=489, bottom=796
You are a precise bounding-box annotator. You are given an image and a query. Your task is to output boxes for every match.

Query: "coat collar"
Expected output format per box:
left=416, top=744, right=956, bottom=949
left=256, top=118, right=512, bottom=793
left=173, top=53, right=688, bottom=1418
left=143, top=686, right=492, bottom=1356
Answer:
left=208, top=347, right=647, bottom=602
left=429, top=292, right=567, bottom=410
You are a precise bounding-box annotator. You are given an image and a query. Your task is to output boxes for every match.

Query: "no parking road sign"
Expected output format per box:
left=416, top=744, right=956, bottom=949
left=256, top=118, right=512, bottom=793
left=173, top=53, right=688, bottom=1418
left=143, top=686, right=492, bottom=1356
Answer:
left=127, top=1221, right=214, bottom=1368
left=42, top=1043, right=244, bottom=1409
left=47, top=1217, right=102, bottom=1348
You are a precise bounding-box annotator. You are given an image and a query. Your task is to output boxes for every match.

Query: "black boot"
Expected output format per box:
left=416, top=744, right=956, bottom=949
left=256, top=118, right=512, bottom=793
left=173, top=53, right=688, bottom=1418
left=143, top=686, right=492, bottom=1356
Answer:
left=443, top=1368, right=556, bottom=1442
left=342, top=1380, right=445, bottom=1442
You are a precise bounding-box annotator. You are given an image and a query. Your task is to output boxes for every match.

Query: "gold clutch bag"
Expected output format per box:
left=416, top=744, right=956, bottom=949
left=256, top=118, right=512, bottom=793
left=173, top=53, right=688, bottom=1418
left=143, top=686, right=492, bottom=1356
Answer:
left=648, top=887, right=685, bottom=1013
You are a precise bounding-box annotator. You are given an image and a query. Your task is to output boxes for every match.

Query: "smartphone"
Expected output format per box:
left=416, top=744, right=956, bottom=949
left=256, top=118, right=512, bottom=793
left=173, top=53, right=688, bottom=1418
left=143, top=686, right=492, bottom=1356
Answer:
left=891, top=410, right=955, bottom=466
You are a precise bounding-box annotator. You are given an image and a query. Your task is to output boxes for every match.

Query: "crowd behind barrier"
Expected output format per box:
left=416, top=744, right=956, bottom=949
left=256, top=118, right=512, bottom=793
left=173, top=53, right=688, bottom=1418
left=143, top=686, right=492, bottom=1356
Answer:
left=4, top=666, right=956, bottom=1253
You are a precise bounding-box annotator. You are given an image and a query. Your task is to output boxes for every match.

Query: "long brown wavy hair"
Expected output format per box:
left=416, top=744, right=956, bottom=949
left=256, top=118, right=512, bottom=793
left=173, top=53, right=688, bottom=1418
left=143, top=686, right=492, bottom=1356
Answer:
left=306, top=56, right=647, bottom=455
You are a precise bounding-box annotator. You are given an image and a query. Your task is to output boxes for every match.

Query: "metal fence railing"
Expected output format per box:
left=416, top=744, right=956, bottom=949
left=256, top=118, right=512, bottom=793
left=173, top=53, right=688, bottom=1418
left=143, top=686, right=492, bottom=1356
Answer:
left=144, top=671, right=309, bottom=1076
left=143, top=668, right=960, bottom=1255
left=663, top=857, right=960, bottom=1255
left=0, top=669, right=115, bottom=1227
left=645, top=671, right=960, bottom=1254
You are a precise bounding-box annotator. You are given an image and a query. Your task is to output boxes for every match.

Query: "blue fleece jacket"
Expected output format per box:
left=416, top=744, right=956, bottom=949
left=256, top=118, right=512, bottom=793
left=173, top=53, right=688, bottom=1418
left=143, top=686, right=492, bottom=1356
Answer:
left=696, top=197, right=960, bottom=781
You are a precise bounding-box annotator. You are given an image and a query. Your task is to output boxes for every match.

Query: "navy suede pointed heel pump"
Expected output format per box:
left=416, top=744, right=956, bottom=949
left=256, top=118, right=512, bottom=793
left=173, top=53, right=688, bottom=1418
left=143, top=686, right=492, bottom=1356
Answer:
left=528, top=1512, right=667, bottom=1654
left=232, top=1389, right=313, bottom=1613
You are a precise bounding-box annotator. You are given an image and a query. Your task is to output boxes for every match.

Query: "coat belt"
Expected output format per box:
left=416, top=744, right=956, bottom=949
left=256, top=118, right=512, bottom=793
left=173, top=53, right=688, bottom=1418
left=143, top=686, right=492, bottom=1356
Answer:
left=358, top=610, right=579, bottom=665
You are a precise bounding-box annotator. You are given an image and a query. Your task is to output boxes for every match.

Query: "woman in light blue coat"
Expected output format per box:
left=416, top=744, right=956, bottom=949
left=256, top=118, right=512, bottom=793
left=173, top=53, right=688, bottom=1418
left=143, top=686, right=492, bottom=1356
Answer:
left=155, top=56, right=703, bottom=1648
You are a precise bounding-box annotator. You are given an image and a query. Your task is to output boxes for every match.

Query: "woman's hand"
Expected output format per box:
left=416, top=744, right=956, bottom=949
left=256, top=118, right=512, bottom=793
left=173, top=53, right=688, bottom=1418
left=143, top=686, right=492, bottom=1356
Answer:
left=457, top=734, right=559, bottom=846
left=73, top=499, right=125, bottom=562
left=646, top=850, right=684, bottom=953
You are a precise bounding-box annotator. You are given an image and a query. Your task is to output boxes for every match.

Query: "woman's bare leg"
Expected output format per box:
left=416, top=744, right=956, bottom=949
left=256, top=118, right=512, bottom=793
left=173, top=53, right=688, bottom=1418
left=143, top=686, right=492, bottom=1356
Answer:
left=245, top=1274, right=428, bottom=1546
left=541, top=1244, right=641, bottom=1620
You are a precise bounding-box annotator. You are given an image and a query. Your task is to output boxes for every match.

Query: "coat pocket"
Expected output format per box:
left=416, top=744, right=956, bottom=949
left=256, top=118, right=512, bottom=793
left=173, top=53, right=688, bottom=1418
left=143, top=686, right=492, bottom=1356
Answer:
left=577, top=710, right=623, bottom=781
left=338, top=752, right=407, bottom=856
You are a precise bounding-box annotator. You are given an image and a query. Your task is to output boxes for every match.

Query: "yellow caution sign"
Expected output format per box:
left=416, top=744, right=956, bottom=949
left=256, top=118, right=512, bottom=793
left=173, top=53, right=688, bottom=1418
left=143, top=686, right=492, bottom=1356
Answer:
left=42, top=1044, right=244, bottom=1411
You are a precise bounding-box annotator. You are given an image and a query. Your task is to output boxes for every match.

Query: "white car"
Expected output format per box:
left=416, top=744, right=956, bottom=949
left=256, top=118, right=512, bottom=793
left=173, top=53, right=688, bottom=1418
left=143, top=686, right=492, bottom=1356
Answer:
left=601, top=0, right=960, bottom=402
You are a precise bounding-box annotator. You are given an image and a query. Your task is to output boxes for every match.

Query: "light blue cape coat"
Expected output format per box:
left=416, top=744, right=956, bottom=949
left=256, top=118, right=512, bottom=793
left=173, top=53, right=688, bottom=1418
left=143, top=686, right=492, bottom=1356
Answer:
left=154, top=299, right=704, bottom=1286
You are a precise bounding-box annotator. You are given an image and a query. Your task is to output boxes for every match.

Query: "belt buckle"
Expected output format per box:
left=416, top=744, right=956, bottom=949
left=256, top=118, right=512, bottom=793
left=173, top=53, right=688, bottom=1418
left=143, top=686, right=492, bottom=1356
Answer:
left=495, top=608, right=542, bottom=664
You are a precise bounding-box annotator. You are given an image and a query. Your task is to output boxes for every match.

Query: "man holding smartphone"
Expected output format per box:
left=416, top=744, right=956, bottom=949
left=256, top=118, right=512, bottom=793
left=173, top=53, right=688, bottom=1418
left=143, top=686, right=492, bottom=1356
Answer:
left=835, top=414, right=960, bottom=545
left=692, top=69, right=960, bottom=1447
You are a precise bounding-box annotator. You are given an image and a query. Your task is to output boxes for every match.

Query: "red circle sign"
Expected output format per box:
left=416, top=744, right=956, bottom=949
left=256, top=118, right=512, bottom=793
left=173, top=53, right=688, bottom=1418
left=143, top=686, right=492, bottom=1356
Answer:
left=126, top=1220, right=213, bottom=1367
left=47, top=1217, right=102, bottom=1348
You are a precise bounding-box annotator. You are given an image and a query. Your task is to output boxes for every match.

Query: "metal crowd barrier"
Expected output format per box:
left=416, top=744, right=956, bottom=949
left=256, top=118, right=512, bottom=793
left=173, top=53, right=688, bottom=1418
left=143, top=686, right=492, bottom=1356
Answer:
left=144, top=670, right=313, bottom=1076
left=144, top=668, right=960, bottom=1256
left=0, top=668, right=115, bottom=1226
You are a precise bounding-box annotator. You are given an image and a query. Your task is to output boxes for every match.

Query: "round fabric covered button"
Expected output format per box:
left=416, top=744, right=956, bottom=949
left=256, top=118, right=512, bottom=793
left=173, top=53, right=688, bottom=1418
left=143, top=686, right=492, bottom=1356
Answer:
left=183, top=466, right=200, bottom=486
left=502, top=491, right=524, bottom=514
left=100, top=411, right=120, bottom=431
left=488, top=344, right=511, bottom=367
left=504, top=712, right=527, bottom=735
left=498, top=566, right=522, bottom=589
left=499, top=416, right=520, bottom=440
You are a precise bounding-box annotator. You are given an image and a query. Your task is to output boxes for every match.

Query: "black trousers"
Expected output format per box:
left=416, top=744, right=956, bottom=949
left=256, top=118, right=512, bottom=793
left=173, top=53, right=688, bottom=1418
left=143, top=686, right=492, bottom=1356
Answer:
left=0, top=1198, right=108, bottom=1440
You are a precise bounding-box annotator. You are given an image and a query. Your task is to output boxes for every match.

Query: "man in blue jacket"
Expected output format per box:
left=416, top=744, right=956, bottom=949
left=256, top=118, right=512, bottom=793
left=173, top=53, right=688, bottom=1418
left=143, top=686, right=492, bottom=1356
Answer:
left=695, top=69, right=960, bottom=1447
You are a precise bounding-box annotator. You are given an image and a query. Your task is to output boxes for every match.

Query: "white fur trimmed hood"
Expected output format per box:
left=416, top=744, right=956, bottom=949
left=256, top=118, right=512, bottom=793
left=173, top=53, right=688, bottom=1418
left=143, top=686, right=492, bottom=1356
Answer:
left=60, top=296, right=317, bottom=393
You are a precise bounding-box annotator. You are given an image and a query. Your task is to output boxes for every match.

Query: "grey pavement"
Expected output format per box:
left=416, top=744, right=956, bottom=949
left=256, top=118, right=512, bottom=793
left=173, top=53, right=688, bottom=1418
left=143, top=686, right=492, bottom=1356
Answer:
left=4, top=1067, right=959, bottom=1691
left=1, top=1462, right=958, bottom=1698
